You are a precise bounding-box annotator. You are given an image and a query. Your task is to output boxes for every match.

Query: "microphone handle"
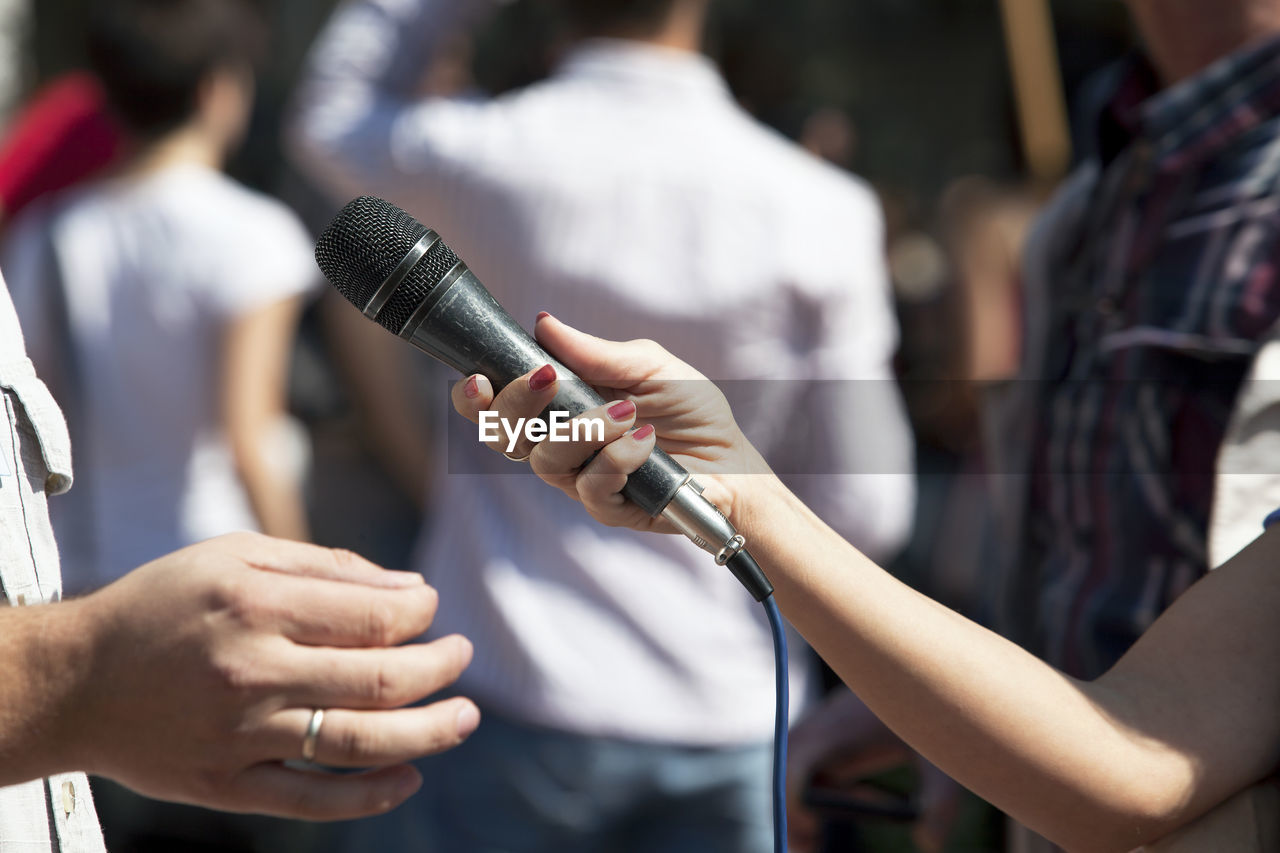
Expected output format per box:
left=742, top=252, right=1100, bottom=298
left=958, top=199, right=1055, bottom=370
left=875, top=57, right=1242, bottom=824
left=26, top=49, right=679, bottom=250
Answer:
left=396, top=261, right=770, bottom=598
left=401, top=265, right=687, bottom=516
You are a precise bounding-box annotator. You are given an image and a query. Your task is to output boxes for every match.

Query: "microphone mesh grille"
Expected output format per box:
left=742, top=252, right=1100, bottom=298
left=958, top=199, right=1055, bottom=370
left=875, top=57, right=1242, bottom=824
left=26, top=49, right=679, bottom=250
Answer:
left=315, top=196, right=433, bottom=314
left=375, top=239, right=460, bottom=333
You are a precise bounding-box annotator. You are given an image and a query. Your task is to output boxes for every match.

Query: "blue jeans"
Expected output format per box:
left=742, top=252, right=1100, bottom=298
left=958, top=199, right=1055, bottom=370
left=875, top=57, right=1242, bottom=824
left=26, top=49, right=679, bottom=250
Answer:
left=339, top=707, right=773, bottom=853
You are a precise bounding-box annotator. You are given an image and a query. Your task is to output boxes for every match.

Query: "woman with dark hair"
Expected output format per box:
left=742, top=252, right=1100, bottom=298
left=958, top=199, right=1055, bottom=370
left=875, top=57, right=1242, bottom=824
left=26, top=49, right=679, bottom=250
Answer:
left=2, top=0, right=314, bottom=595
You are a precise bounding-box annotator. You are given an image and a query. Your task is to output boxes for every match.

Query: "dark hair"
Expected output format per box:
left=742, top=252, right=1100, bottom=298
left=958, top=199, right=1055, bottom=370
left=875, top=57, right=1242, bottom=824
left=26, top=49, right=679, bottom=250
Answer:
left=87, top=0, right=267, bottom=138
left=557, top=0, right=683, bottom=37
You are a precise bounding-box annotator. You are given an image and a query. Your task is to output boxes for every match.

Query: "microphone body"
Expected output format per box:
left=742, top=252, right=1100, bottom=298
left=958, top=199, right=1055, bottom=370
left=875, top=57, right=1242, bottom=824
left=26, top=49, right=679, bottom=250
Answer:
left=316, top=198, right=770, bottom=597
left=402, top=255, right=689, bottom=517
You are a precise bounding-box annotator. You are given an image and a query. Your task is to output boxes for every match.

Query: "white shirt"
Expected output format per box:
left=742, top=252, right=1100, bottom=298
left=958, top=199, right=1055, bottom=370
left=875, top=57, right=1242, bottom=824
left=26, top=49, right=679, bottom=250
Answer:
left=1210, top=329, right=1280, bottom=566
left=293, top=0, right=914, bottom=743
left=0, top=268, right=105, bottom=852
left=1, top=164, right=316, bottom=593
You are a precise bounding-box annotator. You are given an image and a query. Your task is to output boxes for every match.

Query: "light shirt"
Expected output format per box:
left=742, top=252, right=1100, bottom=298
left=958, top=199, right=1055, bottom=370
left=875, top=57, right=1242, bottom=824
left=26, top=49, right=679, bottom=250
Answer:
left=1212, top=328, right=1280, bottom=563
left=0, top=268, right=105, bottom=852
left=293, top=0, right=914, bottom=743
left=1, top=164, right=316, bottom=593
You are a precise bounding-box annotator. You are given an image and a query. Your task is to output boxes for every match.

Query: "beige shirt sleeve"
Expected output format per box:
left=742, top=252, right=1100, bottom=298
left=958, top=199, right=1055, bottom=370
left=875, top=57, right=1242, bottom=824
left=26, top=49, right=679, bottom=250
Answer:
left=1210, top=326, right=1280, bottom=568
left=0, top=271, right=105, bottom=853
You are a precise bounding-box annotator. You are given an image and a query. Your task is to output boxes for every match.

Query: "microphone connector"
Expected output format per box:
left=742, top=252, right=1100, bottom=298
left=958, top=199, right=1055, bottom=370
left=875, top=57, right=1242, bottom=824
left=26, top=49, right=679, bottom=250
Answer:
left=660, top=477, right=774, bottom=600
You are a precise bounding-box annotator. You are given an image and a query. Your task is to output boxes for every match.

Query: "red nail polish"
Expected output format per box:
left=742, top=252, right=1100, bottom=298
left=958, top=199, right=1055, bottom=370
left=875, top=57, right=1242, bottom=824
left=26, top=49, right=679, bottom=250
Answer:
left=463, top=376, right=480, bottom=398
left=529, top=364, right=556, bottom=392
left=632, top=424, right=655, bottom=441
left=536, top=312, right=552, bottom=322
left=608, top=401, right=636, bottom=421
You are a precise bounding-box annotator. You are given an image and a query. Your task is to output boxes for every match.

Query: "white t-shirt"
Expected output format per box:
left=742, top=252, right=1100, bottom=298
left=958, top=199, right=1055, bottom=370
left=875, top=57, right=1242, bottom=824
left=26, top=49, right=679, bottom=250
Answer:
left=1, top=163, right=316, bottom=593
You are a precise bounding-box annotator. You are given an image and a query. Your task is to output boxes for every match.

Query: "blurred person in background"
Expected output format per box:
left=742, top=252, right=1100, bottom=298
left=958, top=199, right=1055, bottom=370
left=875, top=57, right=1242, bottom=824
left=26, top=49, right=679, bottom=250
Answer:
left=291, top=0, right=913, bottom=849
left=1000, top=0, right=1280, bottom=723
left=942, top=177, right=1035, bottom=388
left=986, top=0, right=1280, bottom=847
left=1, top=0, right=315, bottom=599
left=303, top=21, right=483, bottom=562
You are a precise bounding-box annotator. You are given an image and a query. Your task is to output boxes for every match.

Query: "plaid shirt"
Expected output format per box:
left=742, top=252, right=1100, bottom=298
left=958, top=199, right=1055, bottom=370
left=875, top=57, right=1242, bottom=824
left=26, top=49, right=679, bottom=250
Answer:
left=994, top=36, right=1280, bottom=679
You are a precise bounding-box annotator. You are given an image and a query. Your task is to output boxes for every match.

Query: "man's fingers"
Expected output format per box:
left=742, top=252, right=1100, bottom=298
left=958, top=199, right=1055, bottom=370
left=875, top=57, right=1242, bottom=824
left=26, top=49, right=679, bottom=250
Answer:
left=232, top=762, right=422, bottom=821
left=265, top=697, right=481, bottom=769
left=280, top=635, right=473, bottom=709
left=221, top=533, right=425, bottom=590
left=256, top=573, right=439, bottom=648
left=310, top=700, right=480, bottom=767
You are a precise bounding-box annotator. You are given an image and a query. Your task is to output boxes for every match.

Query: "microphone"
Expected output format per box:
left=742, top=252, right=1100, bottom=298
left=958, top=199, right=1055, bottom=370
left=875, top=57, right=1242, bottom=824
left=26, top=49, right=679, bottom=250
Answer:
left=315, top=196, right=772, bottom=600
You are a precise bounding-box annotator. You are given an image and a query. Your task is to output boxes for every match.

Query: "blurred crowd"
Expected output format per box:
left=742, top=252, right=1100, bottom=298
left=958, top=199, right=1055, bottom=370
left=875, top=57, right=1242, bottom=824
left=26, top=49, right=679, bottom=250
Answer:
left=6, top=0, right=1276, bottom=852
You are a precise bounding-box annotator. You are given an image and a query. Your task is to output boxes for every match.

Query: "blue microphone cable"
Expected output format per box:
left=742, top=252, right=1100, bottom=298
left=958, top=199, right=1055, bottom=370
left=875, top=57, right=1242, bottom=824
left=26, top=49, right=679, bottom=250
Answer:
left=727, top=549, right=789, bottom=853
left=764, top=594, right=790, bottom=853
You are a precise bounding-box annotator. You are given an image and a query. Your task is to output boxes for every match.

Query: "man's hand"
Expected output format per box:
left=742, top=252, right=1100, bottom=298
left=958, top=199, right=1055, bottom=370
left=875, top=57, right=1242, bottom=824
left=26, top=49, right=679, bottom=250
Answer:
left=51, top=533, right=477, bottom=820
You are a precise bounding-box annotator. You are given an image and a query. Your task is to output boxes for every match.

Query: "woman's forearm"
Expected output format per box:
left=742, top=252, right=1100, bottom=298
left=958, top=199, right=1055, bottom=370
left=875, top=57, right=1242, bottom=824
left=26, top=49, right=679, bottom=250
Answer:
left=223, top=297, right=310, bottom=542
left=236, top=442, right=310, bottom=541
left=734, top=477, right=1195, bottom=851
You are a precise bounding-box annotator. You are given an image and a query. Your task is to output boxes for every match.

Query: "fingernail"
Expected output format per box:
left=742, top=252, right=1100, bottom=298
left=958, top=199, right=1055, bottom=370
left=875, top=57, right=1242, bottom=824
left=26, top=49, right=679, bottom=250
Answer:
left=395, top=770, right=422, bottom=802
left=607, top=400, right=636, bottom=421
left=529, top=364, right=556, bottom=392
left=456, top=703, right=481, bottom=739
left=536, top=311, right=552, bottom=323
left=452, top=634, right=474, bottom=666
left=632, top=424, right=655, bottom=441
left=463, top=376, right=480, bottom=398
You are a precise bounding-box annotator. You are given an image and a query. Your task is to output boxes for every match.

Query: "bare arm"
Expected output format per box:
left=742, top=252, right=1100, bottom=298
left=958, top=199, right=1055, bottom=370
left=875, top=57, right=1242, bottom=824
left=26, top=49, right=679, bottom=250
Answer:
left=0, top=600, right=92, bottom=787
left=451, top=316, right=1280, bottom=852
left=288, top=0, right=499, bottom=207
left=222, top=296, right=309, bottom=541
left=743, top=479, right=1280, bottom=851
